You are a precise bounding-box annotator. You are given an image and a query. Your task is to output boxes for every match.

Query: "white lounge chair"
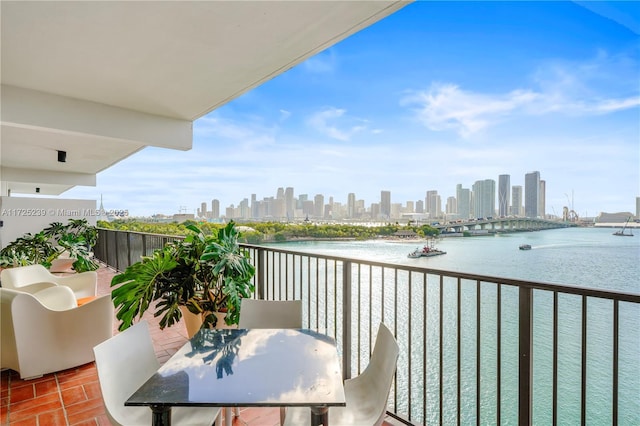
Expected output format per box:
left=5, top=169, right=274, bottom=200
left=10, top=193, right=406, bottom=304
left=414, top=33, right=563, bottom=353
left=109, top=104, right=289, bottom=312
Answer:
left=0, top=287, right=113, bottom=379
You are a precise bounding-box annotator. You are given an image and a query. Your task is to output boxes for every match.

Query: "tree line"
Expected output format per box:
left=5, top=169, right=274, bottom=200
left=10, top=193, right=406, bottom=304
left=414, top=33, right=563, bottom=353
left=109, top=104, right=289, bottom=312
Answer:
left=97, top=220, right=440, bottom=244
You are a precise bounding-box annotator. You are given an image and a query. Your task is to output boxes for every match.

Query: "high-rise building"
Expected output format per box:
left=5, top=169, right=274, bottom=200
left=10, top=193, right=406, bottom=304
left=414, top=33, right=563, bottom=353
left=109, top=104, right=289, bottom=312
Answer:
left=446, top=196, right=457, bottom=216
left=539, top=180, right=546, bottom=218
left=371, top=203, right=380, bottom=220
left=472, top=179, right=495, bottom=218
left=303, top=200, right=314, bottom=217
left=285, top=187, right=294, bottom=219
left=273, top=198, right=285, bottom=219
left=239, top=198, right=249, bottom=219
left=415, top=200, right=424, bottom=213
left=498, top=174, right=510, bottom=217
left=525, top=171, right=540, bottom=218
left=211, top=199, right=220, bottom=219
left=426, top=191, right=442, bottom=219
left=347, top=193, right=356, bottom=218
left=250, top=194, right=258, bottom=218
left=200, top=202, right=207, bottom=217
left=406, top=201, right=414, bottom=213
left=636, top=197, right=640, bottom=219
left=380, top=190, right=391, bottom=219
left=456, top=184, right=471, bottom=220
left=314, top=194, right=324, bottom=219
left=225, top=205, right=234, bottom=219
left=297, top=194, right=308, bottom=210
left=511, top=186, right=523, bottom=216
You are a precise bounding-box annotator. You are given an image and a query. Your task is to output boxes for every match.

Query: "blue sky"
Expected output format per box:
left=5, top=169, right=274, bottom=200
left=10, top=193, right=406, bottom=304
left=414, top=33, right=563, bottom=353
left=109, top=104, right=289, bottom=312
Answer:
left=64, top=1, right=640, bottom=218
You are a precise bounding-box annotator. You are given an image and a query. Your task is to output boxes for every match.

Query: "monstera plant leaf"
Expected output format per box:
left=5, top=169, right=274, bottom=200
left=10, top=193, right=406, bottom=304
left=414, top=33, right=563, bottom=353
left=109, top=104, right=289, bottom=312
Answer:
left=111, top=250, right=178, bottom=330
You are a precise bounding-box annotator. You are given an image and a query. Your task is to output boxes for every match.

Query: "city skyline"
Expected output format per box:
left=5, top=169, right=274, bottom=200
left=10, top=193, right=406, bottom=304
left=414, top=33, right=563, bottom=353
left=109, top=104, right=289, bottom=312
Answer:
left=187, top=170, right=619, bottom=222
left=59, top=1, right=639, bottom=217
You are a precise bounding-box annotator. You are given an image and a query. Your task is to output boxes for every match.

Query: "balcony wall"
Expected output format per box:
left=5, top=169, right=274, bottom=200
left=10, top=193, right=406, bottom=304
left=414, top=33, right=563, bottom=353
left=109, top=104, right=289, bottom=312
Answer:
left=95, top=228, right=640, bottom=425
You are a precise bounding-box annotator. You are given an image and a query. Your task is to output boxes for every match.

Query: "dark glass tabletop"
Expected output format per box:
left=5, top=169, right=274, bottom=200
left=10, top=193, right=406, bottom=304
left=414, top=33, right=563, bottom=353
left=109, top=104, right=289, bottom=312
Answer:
left=126, top=328, right=346, bottom=408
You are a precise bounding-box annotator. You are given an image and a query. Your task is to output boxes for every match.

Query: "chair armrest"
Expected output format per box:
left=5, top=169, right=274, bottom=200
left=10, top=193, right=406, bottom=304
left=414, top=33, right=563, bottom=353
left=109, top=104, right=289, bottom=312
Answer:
left=32, top=286, right=77, bottom=311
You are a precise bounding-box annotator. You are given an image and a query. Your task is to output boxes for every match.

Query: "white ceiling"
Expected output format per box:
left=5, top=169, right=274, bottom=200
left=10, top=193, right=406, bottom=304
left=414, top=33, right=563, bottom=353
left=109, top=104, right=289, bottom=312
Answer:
left=1, top=0, right=410, bottom=195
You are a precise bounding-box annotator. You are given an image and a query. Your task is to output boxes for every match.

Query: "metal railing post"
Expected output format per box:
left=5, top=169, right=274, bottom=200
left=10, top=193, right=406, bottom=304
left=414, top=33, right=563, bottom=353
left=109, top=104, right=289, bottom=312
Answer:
left=257, top=248, right=266, bottom=300
left=519, top=287, right=533, bottom=426
left=342, top=260, right=352, bottom=381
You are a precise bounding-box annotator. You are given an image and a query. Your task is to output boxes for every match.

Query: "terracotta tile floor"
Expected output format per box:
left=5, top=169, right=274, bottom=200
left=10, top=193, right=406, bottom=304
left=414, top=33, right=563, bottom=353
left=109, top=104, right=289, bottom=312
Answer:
left=1, top=265, right=401, bottom=426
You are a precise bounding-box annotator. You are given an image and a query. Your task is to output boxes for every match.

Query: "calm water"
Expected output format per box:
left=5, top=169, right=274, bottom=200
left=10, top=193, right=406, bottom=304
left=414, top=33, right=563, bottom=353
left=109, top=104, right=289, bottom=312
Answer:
left=270, top=227, right=639, bottom=293
left=266, top=227, right=639, bottom=425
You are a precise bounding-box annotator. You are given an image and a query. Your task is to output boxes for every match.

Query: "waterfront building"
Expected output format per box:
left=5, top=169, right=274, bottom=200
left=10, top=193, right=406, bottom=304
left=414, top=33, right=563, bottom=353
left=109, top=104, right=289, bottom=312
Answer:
left=511, top=186, right=523, bottom=216
left=425, top=190, right=438, bottom=219
left=381, top=190, right=391, bottom=220
left=637, top=196, right=640, bottom=218
left=472, top=179, right=495, bottom=219
left=446, top=196, right=457, bottom=218
left=285, top=187, right=294, bottom=220
left=525, top=171, right=541, bottom=218
left=297, top=194, right=308, bottom=210
left=314, top=194, right=324, bottom=219
left=498, top=174, right=510, bottom=217
left=405, top=200, right=414, bottom=213
left=211, top=199, right=219, bottom=219
left=456, top=184, right=471, bottom=220
left=539, top=180, right=546, bottom=218
left=302, top=200, right=314, bottom=217
left=347, top=193, right=356, bottom=218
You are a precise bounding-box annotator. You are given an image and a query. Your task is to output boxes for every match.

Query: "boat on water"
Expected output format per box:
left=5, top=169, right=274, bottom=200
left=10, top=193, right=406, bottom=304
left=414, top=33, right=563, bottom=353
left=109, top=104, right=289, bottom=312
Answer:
left=613, top=217, right=634, bottom=236
left=519, top=244, right=532, bottom=250
left=408, top=242, right=446, bottom=258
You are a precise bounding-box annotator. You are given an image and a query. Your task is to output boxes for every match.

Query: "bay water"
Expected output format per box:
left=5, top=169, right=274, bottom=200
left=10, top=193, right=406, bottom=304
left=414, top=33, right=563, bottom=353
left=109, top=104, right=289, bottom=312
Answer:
left=267, top=227, right=639, bottom=425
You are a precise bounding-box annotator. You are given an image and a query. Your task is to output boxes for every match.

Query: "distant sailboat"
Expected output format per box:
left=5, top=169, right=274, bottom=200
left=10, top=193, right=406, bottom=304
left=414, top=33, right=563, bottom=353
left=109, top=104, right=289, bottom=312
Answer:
left=613, top=217, right=634, bottom=236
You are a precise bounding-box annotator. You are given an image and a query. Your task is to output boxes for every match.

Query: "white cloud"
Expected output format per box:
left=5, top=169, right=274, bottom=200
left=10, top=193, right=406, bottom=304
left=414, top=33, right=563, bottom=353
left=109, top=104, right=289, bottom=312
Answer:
left=303, top=49, right=337, bottom=73
left=306, top=107, right=367, bottom=141
left=279, top=109, right=292, bottom=121
left=402, top=83, right=540, bottom=136
left=402, top=54, right=639, bottom=137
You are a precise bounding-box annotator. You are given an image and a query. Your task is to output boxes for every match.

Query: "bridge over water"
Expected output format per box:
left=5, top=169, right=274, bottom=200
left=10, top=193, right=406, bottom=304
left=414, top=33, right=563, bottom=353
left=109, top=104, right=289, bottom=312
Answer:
left=432, top=217, right=575, bottom=234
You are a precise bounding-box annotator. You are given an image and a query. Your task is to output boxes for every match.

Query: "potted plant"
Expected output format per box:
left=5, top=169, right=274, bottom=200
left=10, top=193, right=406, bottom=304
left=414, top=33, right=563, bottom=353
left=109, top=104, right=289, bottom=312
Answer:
left=0, top=219, right=99, bottom=272
left=110, top=221, right=255, bottom=334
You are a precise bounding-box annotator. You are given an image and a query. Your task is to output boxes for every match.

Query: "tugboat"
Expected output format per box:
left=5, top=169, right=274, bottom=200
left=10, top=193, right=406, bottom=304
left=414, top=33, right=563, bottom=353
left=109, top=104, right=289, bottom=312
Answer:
left=519, top=244, right=532, bottom=250
left=408, top=240, right=446, bottom=258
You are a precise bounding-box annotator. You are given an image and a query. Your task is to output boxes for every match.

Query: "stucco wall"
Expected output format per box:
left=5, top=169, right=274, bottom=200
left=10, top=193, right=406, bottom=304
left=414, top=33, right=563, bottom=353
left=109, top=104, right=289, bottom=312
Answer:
left=0, top=196, right=97, bottom=249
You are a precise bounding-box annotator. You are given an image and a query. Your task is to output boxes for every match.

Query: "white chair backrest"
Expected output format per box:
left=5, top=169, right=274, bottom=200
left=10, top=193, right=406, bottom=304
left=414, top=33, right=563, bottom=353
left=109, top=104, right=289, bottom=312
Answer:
left=1, top=264, right=52, bottom=289
left=239, top=299, right=303, bottom=329
left=93, top=321, right=159, bottom=426
left=355, top=323, right=399, bottom=425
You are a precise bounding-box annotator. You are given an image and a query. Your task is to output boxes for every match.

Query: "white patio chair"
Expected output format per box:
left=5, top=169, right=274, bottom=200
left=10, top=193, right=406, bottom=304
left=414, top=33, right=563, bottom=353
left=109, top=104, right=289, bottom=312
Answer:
left=282, top=322, right=399, bottom=426
left=227, top=299, right=303, bottom=426
left=93, top=320, right=221, bottom=426
left=1, top=264, right=97, bottom=298
left=1, top=287, right=112, bottom=379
